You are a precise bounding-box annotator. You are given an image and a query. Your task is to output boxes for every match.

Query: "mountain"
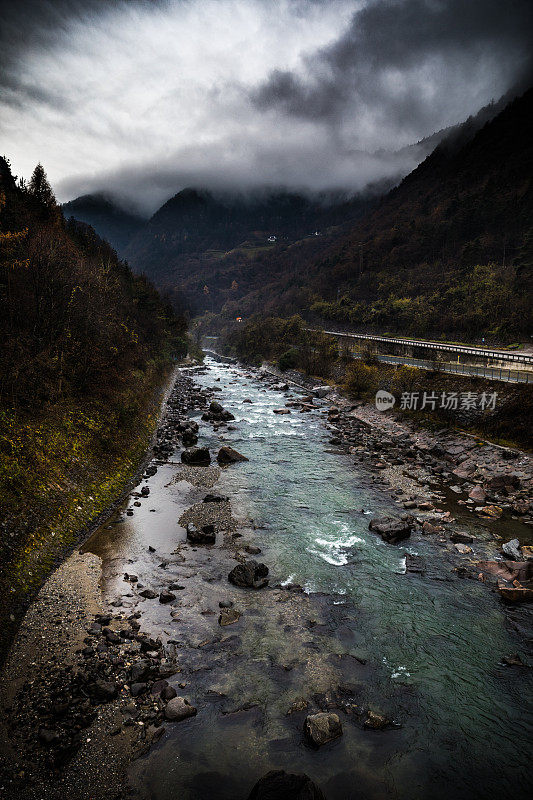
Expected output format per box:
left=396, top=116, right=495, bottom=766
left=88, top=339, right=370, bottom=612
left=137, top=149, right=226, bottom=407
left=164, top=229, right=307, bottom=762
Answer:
left=123, top=188, right=379, bottom=310
left=62, top=193, right=145, bottom=255
left=217, top=86, right=533, bottom=340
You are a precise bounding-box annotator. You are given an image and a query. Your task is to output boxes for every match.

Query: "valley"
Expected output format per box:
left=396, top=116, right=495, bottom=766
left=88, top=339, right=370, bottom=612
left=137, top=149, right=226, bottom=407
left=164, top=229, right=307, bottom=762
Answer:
left=1, top=358, right=532, bottom=800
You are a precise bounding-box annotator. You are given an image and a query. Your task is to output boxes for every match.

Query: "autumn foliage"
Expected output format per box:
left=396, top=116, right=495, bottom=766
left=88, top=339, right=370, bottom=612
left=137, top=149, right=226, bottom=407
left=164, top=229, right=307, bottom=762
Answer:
left=0, top=158, right=186, bottom=408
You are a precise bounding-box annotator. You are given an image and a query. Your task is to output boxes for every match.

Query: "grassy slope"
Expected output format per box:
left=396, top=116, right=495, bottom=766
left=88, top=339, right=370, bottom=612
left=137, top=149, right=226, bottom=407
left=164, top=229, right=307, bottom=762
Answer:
left=0, top=361, right=172, bottom=664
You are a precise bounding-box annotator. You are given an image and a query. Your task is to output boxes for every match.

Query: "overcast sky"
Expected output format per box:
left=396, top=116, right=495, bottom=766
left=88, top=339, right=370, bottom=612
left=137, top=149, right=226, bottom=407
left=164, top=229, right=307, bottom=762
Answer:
left=1, top=0, right=531, bottom=214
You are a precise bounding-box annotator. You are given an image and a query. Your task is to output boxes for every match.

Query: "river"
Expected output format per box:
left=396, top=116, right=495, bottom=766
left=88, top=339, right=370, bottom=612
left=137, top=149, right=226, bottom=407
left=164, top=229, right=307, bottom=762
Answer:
left=86, top=357, right=532, bottom=800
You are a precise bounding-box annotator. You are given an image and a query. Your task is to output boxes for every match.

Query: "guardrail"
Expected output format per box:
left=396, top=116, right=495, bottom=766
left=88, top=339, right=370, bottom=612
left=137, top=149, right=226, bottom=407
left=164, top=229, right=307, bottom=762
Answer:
left=313, top=329, right=533, bottom=365
left=350, top=352, right=531, bottom=383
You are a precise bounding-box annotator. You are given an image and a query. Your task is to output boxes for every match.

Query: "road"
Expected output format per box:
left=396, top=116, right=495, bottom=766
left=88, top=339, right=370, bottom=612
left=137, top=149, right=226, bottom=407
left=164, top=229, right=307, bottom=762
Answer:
left=363, top=352, right=532, bottom=384
left=316, top=330, right=533, bottom=366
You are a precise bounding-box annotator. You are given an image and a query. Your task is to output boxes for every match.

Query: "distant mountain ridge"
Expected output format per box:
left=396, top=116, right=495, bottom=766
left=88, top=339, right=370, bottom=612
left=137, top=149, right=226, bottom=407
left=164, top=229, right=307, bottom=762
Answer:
left=59, top=82, right=532, bottom=336
left=62, top=193, right=145, bottom=256
left=225, top=86, right=533, bottom=338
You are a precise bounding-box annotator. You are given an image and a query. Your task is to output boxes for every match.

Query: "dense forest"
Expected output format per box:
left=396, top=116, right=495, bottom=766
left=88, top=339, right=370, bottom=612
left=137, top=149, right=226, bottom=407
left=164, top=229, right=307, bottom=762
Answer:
left=0, top=158, right=185, bottom=409
left=63, top=88, right=532, bottom=342
left=0, top=157, right=187, bottom=642
left=214, top=87, right=533, bottom=341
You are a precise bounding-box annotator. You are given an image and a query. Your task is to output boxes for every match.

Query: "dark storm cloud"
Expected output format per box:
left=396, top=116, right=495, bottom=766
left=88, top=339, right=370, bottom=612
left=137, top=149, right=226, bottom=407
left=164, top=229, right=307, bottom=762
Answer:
left=1, top=0, right=530, bottom=212
left=252, top=0, right=533, bottom=131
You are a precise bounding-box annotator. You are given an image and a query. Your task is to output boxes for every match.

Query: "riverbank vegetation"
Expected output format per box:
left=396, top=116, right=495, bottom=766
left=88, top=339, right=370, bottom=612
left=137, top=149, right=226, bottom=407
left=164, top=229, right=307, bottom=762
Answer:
left=225, top=315, right=338, bottom=376
left=0, top=157, right=187, bottom=654
left=224, top=314, right=533, bottom=449
left=183, top=89, right=533, bottom=343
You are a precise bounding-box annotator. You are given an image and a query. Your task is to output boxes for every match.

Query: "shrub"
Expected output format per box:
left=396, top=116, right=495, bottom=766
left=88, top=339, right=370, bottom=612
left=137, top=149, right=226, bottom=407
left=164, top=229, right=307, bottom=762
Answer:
left=344, top=361, right=379, bottom=398
left=278, top=348, right=299, bottom=372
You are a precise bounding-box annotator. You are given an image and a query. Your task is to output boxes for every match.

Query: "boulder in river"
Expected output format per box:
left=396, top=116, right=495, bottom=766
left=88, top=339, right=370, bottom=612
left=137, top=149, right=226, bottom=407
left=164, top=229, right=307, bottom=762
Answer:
left=203, top=493, right=229, bottom=503
left=218, top=608, right=241, bottom=626
left=369, top=517, right=412, bottom=544
left=186, top=523, right=216, bottom=545
left=502, top=539, right=522, bottom=560
left=247, top=770, right=327, bottom=800
left=450, top=531, right=474, bottom=544
left=404, top=553, right=425, bottom=574
left=181, top=447, right=211, bottom=466
left=159, top=590, right=176, bottom=604
left=182, top=430, right=198, bottom=447
left=228, top=560, right=269, bottom=589
left=217, top=446, right=249, bottom=464
left=164, top=697, right=197, bottom=721
left=139, top=588, right=158, bottom=599
left=468, top=485, right=486, bottom=503
left=304, top=712, right=342, bottom=747
left=364, top=711, right=391, bottom=730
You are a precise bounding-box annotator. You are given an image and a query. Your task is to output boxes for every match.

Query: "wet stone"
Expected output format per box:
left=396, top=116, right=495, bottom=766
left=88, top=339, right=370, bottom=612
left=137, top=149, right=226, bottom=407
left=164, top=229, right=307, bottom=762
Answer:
left=304, top=712, right=343, bottom=747
left=164, top=697, right=197, bottom=722
left=228, top=560, right=269, bottom=589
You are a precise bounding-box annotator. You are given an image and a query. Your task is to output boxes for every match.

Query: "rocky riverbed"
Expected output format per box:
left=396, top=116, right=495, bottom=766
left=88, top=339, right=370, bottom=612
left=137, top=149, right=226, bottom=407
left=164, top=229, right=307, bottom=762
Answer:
left=0, top=359, right=531, bottom=800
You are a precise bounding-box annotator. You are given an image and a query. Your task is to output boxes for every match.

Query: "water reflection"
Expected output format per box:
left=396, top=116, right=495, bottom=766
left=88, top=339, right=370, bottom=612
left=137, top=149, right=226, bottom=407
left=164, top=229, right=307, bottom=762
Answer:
left=89, top=359, right=533, bottom=800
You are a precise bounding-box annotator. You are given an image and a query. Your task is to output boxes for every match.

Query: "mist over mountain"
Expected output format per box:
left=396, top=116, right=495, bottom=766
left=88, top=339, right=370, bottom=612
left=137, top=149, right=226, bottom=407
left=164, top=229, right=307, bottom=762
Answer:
left=61, top=194, right=146, bottom=257
left=60, top=82, right=530, bottom=333
left=221, top=86, right=533, bottom=339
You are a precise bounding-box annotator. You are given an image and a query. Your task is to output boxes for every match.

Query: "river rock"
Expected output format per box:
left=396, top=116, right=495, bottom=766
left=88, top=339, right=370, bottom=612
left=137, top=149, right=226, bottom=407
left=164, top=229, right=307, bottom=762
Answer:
left=502, top=539, right=522, bottom=560
left=159, top=590, right=176, bottom=604
left=405, top=553, right=425, bottom=573
left=93, top=680, right=118, bottom=701
left=217, top=446, right=249, bottom=464
left=304, top=712, right=342, bottom=747
left=450, top=531, right=474, bottom=544
left=203, top=493, right=229, bottom=503
left=187, top=523, right=216, bottom=544
left=312, top=386, right=330, bottom=398
left=422, top=521, right=441, bottom=535
left=139, top=588, right=158, bottom=599
left=182, top=430, right=198, bottom=447
left=228, top=560, right=269, bottom=589
left=181, top=447, right=211, bottom=466
left=364, top=711, right=391, bottom=730
left=209, top=400, right=224, bottom=414
left=369, top=516, right=412, bottom=544
left=247, top=770, right=326, bottom=800
left=131, top=660, right=151, bottom=682
left=469, top=485, right=486, bottom=502
left=485, top=474, right=520, bottom=492
left=164, top=697, right=197, bottom=722
left=218, top=608, right=241, bottom=626
left=480, top=505, right=503, bottom=518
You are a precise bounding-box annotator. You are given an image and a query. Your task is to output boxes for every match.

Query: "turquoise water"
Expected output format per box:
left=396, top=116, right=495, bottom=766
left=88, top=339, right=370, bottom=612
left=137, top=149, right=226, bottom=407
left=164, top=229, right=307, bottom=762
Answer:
left=116, top=359, right=532, bottom=799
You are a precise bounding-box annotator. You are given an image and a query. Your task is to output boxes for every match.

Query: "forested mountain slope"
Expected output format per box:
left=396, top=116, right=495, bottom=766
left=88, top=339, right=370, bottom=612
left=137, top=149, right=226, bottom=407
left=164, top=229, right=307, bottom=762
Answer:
left=122, top=188, right=378, bottom=309
left=62, top=193, right=145, bottom=256
left=0, top=158, right=186, bottom=645
left=226, top=87, right=533, bottom=339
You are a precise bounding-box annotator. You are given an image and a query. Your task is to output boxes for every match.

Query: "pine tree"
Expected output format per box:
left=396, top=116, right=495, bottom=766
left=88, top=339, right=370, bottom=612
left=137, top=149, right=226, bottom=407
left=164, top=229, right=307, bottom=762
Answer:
left=28, top=163, right=55, bottom=207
